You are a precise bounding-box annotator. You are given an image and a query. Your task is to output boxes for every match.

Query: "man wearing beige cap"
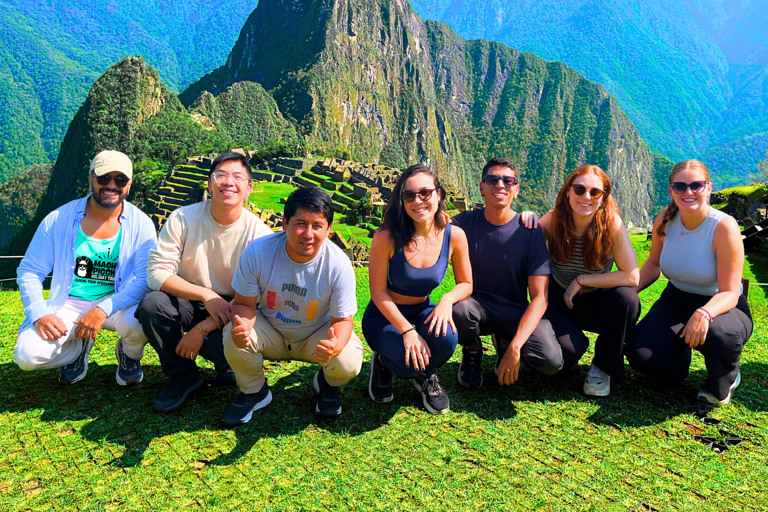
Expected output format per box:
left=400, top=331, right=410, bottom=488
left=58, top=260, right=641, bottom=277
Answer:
left=15, top=150, right=157, bottom=386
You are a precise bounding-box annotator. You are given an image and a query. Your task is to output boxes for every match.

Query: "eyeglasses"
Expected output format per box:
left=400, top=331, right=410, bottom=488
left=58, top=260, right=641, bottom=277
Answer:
left=402, top=188, right=437, bottom=203
left=93, top=174, right=130, bottom=187
left=482, top=175, right=518, bottom=187
left=670, top=181, right=707, bottom=194
left=571, top=183, right=606, bottom=199
left=211, top=170, right=250, bottom=183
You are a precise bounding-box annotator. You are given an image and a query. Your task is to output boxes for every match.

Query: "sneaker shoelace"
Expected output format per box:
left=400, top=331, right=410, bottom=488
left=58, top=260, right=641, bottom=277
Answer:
left=588, top=365, right=604, bottom=380
left=424, top=375, right=444, bottom=397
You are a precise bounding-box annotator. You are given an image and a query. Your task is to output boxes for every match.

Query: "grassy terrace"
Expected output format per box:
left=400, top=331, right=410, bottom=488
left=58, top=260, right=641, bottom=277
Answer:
left=1, top=239, right=766, bottom=510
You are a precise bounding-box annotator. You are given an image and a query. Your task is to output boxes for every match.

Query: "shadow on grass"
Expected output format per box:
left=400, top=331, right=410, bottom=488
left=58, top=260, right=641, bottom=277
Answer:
left=0, top=361, right=399, bottom=468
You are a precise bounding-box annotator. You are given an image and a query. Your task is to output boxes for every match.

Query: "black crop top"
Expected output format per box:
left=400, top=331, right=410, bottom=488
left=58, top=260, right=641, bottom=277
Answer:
left=387, top=224, right=451, bottom=298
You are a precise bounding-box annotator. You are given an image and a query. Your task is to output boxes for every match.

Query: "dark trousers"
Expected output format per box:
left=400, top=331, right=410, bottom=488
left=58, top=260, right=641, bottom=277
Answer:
left=452, top=294, right=563, bottom=375
left=626, top=283, right=753, bottom=400
left=136, top=290, right=232, bottom=378
left=546, top=280, right=640, bottom=378
left=362, top=300, right=458, bottom=378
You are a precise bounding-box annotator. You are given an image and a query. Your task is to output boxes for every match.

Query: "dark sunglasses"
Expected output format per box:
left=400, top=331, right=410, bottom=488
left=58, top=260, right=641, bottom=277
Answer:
left=670, top=181, right=707, bottom=194
left=402, top=188, right=436, bottom=203
left=571, top=183, right=606, bottom=199
left=482, top=175, right=518, bottom=187
left=94, top=174, right=130, bottom=188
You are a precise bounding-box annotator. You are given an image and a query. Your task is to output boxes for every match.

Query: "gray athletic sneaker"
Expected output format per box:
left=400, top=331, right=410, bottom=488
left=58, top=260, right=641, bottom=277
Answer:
left=115, top=340, right=143, bottom=386
left=698, top=372, right=741, bottom=408
left=60, top=338, right=95, bottom=384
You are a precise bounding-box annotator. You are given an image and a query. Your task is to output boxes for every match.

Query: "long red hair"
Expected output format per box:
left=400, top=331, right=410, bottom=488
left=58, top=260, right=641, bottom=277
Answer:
left=548, top=165, right=619, bottom=269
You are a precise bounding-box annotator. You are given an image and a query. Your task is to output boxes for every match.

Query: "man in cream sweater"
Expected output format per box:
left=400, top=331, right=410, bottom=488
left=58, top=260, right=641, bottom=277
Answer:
left=137, top=151, right=273, bottom=413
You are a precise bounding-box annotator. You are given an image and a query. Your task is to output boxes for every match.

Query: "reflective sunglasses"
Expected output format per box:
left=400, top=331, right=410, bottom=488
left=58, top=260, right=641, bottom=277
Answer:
left=402, top=188, right=436, bottom=203
left=482, top=175, right=518, bottom=187
left=93, top=174, right=130, bottom=188
left=670, top=181, right=707, bottom=194
left=211, top=170, right=250, bottom=183
left=571, top=183, right=605, bottom=199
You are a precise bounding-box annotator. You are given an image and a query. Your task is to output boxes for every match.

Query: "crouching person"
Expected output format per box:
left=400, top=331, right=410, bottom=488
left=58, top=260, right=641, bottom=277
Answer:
left=14, top=150, right=156, bottom=385
left=222, top=187, right=363, bottom=424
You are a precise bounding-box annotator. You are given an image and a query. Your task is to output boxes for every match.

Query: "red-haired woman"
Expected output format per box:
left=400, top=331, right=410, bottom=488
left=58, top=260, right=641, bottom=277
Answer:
left=524, top=165, right=640, bottom=396
left=626, top=160, right=752, bottom=409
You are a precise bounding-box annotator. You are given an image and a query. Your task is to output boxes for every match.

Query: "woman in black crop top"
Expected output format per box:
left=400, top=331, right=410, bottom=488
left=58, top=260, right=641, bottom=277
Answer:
left=523, top=165, right=640, bottom=397
left=362, top=164, right=472, bottom=414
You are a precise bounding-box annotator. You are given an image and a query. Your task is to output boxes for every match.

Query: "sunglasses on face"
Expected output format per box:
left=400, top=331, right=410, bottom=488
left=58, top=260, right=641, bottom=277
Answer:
left=571, top=183, right=606, bottom=199
left=670, top=181, right=707, bottom=194
left=482, top=175, right=518, bottom=187
left=93, top=174, right=130, bottom=187
left=402, top=188, right=437, bottom=203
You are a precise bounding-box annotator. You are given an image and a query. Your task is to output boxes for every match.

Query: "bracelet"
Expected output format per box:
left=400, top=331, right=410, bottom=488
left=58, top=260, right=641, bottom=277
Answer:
left=400, top=327, right=416, bottom=336
left=196, top=323, right=209, bottom=338
left=575, top=276, right=583, bottom=287
left=696, top=308, right=713, bottom=322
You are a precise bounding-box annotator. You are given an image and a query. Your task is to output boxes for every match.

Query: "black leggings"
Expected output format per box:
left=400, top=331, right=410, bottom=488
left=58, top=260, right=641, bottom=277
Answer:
left=626, top=283, right=753, bottom=400
left=546, top=280, right=640, bottom=378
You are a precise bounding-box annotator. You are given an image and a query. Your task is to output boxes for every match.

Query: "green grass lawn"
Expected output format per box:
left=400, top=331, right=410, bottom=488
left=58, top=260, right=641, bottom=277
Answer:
left=248, top=181, right=296, bottom=213
left=1, top=240, right=767, bottom=510
left=332, top=223, right=373, bottom=246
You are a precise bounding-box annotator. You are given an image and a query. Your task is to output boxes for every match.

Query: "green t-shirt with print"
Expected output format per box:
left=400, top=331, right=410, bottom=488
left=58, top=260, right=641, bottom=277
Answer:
left=70, top=225, right=122, bottom=301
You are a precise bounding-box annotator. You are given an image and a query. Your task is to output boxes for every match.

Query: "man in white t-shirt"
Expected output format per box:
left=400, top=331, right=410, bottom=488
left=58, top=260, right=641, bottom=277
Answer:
left=137, top=151, right=273, bottom=413
left=222, top=186, right=363, bottom=423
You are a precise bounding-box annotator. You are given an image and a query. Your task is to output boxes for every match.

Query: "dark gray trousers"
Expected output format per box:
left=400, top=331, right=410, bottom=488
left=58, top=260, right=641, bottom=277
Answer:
left=135, top=290, right=231, bottom=378
left=626, top=283, right=752, bottom=400
left=452, top=294, right=563, bottom=375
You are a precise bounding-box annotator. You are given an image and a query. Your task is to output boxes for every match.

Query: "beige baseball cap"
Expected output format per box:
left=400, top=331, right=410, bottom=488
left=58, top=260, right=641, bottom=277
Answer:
left=90, top=150, right=133, bottom=180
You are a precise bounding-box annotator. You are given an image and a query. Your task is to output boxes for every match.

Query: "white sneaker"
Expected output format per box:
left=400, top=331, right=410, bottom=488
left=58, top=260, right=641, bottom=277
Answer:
left=698, top=372, right=741, bottom=407
left=583, top=364, right=610, bottom=397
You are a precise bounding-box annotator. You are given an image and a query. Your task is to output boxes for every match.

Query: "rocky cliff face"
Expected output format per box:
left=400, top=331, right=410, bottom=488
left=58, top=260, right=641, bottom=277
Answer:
left=184, top=0, right=656, bottom=224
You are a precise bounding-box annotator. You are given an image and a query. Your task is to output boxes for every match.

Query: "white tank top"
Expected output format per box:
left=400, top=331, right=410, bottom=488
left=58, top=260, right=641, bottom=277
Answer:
left=659, top=207, right=735, bottom=296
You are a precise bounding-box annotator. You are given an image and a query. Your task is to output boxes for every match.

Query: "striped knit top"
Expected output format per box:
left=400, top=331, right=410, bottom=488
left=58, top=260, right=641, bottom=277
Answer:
left=551, top=236, right=614, bottom=289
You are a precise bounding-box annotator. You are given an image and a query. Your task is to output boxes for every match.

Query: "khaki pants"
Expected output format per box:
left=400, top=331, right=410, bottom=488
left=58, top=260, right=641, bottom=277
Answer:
left=223, top=311, right=363, bottom=394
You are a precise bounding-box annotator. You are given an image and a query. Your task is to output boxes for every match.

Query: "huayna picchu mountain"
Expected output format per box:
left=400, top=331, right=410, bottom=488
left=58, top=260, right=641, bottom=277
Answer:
left=182, top=0, right=657, bottom=225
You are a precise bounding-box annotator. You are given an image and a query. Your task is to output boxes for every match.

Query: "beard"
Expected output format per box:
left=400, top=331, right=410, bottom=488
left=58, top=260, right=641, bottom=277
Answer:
left=92, top=187, right=127, bottom=209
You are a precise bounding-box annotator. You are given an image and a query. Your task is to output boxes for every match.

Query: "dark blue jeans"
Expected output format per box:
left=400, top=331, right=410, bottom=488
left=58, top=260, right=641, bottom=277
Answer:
left=362, top=300, right=458, bottom=378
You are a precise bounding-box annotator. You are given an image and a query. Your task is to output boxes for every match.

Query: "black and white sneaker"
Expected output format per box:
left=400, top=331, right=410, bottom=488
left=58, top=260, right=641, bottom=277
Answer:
left=457, top=345, right=484, bottom=389
left=314, top=370, right=342, bottom=417
left=413, top=373, right=450, bottom=414
left=492, top=334, right=509, bottom=377
left=222, top=383, right=272, bottom=426
left=60, top=338, right=95, bottom=384
left=368, top=352, right=394, bottom=403
left=115, top=340, right=143, bottom=386
left=153, top=373, right=205, bottom=413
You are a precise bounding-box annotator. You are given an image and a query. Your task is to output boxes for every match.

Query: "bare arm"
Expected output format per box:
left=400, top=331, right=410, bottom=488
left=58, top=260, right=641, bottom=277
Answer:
left=636, top=210, right=666, bottom=293
left=315, top=315, right=355, bottom=364
left=575, top=214, right=639, bottom=289
left=229, top=292, right=259, bottom=349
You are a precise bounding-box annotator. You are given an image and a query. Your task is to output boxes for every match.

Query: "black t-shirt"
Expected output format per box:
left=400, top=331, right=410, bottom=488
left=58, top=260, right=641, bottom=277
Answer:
left=452, top=208, right=551, bottom=308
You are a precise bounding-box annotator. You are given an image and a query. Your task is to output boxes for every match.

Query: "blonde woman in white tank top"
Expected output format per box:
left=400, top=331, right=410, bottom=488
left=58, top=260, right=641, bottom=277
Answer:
left=626, top=160, right=753, bottom=410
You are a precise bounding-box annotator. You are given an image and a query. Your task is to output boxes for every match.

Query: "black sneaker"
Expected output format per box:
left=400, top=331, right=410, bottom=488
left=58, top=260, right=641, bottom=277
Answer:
left=368, top=352, right=394, bottom=403
left=314, top=370, right=342, bottom=417
left=222, top=383, right=272, bottom=426
left=457, top=345, right=484, bottom=389
left=413, top=374, right=450, bottom=414
left=115, top=340, right=143, bottom=386
left=153, top=373, right=205, bottom=413
left=216, top=369, right=237, bottom=385
left=60, top=339, right=95, bottom=384
left=492, top=334, right=509, bottom=377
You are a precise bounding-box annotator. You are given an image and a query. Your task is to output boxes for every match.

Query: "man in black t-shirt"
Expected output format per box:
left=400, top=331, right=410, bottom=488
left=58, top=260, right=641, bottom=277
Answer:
left=452, top=157, right=563, bottom=388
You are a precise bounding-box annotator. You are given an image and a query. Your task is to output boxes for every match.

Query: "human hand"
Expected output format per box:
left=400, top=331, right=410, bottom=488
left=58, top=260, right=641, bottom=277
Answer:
left=521, top=211, right=539, bottom=229
left=403, top=330, right=431, bottom=372
left=203, top=292, right=231, bottom=328
left=497, top=344, right=521, bottom=386
left=315, top=326, right=343, bottom=364
left=73, top=307, right=108, bottom=340
left=231, top=314, right=253, bottom=349
left=424, top=298, right=456, bottom=337
left=34, top=314, right=69, bottom=341
left=176, top=327, right=205, bottom=360
left=563, top=277, right=584, bottom=309
left=681, top=310, right=709, bottom=348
